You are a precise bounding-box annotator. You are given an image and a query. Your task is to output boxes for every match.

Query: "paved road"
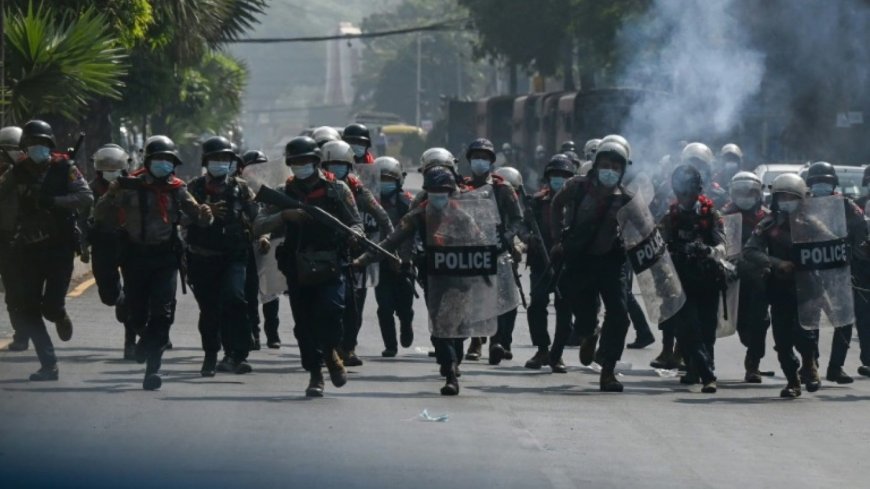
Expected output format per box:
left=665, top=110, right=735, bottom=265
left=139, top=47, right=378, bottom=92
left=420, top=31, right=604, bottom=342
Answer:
left=2, top=172, right=869, bottom=488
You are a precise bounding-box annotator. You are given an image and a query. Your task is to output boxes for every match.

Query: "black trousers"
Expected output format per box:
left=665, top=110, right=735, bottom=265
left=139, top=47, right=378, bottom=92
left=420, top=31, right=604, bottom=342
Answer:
left=491, top=308, right=518, bottom=349
left=262, top=298, right=280, bottom=343
left=665, top=283, right=718, bottom=384
left=374, top=267, right=414, bottom=350
left=854, top=270, right=870, bottom=366
left=288, top=274, right=346, bottom=372
left=624, top=262, right=652, bottom=337
left=769, top=286, right=819, bottom=380
left=122, top=251, right=177, bottom=360
left=91, top=234, right=138, bottom=346
left=736, top=277, right=771, bottom=362
left=0, top=240, right=28, bottom=344
left=5, top=246, right=73, bottom=367
left=244, top=249, right=261, bottom=339
left=342, top=276, right=367, bottom=352
left=188, top=252, right=252, bottom=361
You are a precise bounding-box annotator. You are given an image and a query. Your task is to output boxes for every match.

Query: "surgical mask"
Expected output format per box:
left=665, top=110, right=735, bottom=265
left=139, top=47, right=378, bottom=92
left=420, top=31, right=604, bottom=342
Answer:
left=207, top=161, right=232, bottom=178
left=778, top=200, right=799, bottom=213
left=27, top=145, right=51, bottom=164
left=548, top=176, right=566, bottom=192
left=327, top=163, right=349, bottom=179
left=351, top=144, right=367, bottom=159
left=734, top=196, right=757, bottom=211
left=429, top=193, right=449, bottom=210
left=149, top=160, right=174, bottom=178
left=292, top=163, right=316, bottom=180
left=381, top=182, right=398, bottom=195
left=470, top=158, right=491, bottom=176
left=597, top=169, right=621, bottom=187
left=810, top=183, right=835, bottom=196
left=102, top=170, right=122, bottom=182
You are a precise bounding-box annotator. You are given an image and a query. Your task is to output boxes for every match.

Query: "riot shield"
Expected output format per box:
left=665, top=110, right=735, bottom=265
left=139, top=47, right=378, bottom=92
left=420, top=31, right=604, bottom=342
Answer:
left=790, top=195, right=854, bottom=329
left=496, top=251, right=520, bottom=314
left=426, top=192, right=500, bottom=338
left=617, top=193, right=686, bottom=325
left=254, top=236, right=286, bottom=303
left=353, top=163, right=382, bottom=288
left=716, top=213, right=742, bottom=337
left=240, top=161, right=290, bottom=194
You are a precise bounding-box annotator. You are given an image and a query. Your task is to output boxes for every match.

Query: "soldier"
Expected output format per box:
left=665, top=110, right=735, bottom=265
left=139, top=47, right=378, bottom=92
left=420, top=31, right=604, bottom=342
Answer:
left=343, top=123, right=375, bottom=163
left=523, top=154, right=574, bottom=372
left=95, top=135, right=212, bottom=390
left=373, top=156, right=416, bottom=357
left=321, top=140, right=394, bottom=366
left=681, top=142, right=728, bottom=209
left=659, top=164, right=724, bottom=393
left=185, top=136, right=259, bottom=377
left=550, top=140, right=634, bottom=391
left=0, top=120, right=93, bottom=379
left=87, top=144, right=135, bottom=359
left=253, top=136, right=362, bottom=397
left=0, top=125, right=27, bottom=351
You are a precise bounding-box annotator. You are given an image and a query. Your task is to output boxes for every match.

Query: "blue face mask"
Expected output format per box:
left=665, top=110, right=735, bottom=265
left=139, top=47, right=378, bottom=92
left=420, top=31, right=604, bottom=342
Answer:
left=292, top=163, right=316, bottom=180
left=549, top=176, right=566, bottom=192
left=207, top=161, right=232, bottom=178
left=734, top=196, right=757, bottom=211
left=811, top=183, right=835, bottom=196
left=381, top=182, right=398, bottom=195
left=429, top=193, right=449, bottom=210
left=778, top=200, right=799, bottom=213
left=27, top=145, right=51, bottom=164
left=597, top=168, right=621, bottom=187
left=327, top=163, right=349, bottom=179
left=351, top=144, right=367, bottom=159
left=149, top=160, right=175, bottom=178
left=470, top=158, right=491, bottom=176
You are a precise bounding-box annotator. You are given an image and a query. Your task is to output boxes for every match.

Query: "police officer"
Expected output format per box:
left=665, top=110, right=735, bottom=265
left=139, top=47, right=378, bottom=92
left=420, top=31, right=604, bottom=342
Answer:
left=95, top=135, right=212, bottom=390
left=0, top=125, right=28, bottom=351
left=855, top=166, right=870, bottom=378
left=0, top=120, right=93, bottom=379
left=523, top=154, right=574, bottom=372
left=744, top=173, right=821, bottom=397
left=464, top=138, right=524, bottom=364
left=373, top=156, right=415, bottom=357
left=185, top=136, right=259, bottom=377
left=659, top=164, right=723, bottom=393
left=803, top=162, right=867, bottom=384
left=681, top=142, right=728, bottom=209
left=312, top=126, right=341, bottom=148
left=492, top=166, right=527, bottom=364
left=321, top=140, right=394, bottom=366
left=343, top=123, right=375, bottom=163
left=721, top=171, right=771, bottom=382
left=714, top=143, right=744, bottom=190
left=88, top=144, right=135, bottom=359
left=583, top=139, right=601, bottom=163
left=550, top=140, right=634, bottom=391
left=253, top=136, right=362, bottom=397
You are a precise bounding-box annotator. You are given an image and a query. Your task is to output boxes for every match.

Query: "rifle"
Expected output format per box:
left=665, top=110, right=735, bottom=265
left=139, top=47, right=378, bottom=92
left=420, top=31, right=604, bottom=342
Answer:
left=517, top=187, right=553, bottom=292
left=67, top=132, right=85, bottom=160
left=254, top=185, right=402, bottom=268
left=510, top=254, right=528, bottom=309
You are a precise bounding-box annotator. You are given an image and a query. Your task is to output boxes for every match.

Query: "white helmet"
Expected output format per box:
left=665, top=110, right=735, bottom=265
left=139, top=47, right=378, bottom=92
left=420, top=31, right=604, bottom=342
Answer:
left=419, top=147, right=457, bottom=174
left=321, top=140, right=354, bottom=165
left=312, top=126, right=340, bottom=147
left=720, top=143, right=743, bottom=161
left=93, top=144, right=130, bottom=172
left=376, top=156, right=404, bottom=184
left=681, top=142, right=715, bottom=166
left=729, top=171, right=763, bottom=208
left=600, top=135, right=630, bottom=160
left=594, top=140, right=630, bottom=166
left=771, top=173, right=807, bottom=200
left=494, top=166, right=523, bottom=190
left=0, top=126, right=22, bottom=148
left=583, top=138, right=602, bottom=161
left=579, top=160, right=594, bottom=176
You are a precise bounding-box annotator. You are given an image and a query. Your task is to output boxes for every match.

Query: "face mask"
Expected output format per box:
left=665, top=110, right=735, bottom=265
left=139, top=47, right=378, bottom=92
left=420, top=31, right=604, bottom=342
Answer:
left=734, top=196, right=757, bottom=211
left=381, top=182, right=398, bottom=195
left=597, top=169, right=621, bottom=187
left=810, top=183, right=834, bottom=196
left=327, top=163, right=349, bottom=179
left=292, top=163, right=316, bottom=180
left=149, top=160, right=174, bottom=178
left=351, top=144, right=367, bottom=159
left=27, top=145, right=51, bottom=164
left=549, top=176, right=566, bottom=192
left=470, top=158, right=491, bottom=176
left=207, top=161, right=232, bottom=178
left=429, top=193, right=449, bottom=210
left=778, top=200, right=799, bottom=213
left=102, top=170, right=122, bottom=182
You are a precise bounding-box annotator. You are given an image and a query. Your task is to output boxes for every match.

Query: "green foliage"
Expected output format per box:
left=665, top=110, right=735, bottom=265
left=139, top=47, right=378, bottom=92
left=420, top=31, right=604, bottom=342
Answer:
left=2, top=1, right=127, bottom=122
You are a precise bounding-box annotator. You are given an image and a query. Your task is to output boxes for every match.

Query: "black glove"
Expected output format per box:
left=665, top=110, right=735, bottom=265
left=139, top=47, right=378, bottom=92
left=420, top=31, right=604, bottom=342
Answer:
left=687, top=241, right=711, bottom=258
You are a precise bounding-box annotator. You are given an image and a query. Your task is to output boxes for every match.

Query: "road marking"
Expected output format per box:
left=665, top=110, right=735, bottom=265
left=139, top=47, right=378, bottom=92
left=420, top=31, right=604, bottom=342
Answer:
left=67, top=277, right=96, bottom=298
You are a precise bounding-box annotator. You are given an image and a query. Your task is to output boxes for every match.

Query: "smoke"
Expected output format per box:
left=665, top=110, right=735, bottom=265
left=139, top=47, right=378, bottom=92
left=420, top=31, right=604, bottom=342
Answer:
left=616, top=0, right=766, bottom=167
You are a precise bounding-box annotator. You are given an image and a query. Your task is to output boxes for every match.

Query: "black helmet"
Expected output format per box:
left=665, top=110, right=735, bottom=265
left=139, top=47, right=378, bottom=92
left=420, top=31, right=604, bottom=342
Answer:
left=242, top=150, right=268, bottom=167
left=20, top=120, right=56, bottom=148
left=559, top=140, right=576, bottom=153
left=862, top=164, right=870, bottom=187
left=342, top=123, right=371, bottom=147
left=544, top=154, right=575, bottom=177
left=671, top=164, right=702, bottom=196
left=422, top=166, right=456, bottom=192
left=805, top=161, right=838, bottom=187
left=465, top=138, right=496, bottom=161
left=284, top=136, right=320, bottom=164
left=144, top=135, right=182, bottom=165
left=201, top=136, right=239, bottom=166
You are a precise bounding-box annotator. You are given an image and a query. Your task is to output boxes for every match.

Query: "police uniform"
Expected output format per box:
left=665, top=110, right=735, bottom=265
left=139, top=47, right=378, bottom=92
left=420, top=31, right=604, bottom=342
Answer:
left=374, top=188, right=416, bottom=353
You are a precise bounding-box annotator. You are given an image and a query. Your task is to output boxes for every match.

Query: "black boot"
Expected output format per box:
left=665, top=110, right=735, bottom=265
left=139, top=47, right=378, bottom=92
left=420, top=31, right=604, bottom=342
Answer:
left=7, top=337, right=30, bottom=351
left=549, top=356, right=567, bottom=374
left=216, top=355, right=235, bottom=373
left=123, top=342, right=136, bottom=361
left=55, top=312, right=73, bottom=342
left=826, top=367, right=853, bottom=384
left=579, top=335, right=598, bottom=366
left=524, top=348, right=550, bottom=370
left=251, top=336, right=261, bottom=351
left=143, top=355, right=162, bottom=391
left=342, top=348, right=363, bottom=367
left=440, top=363, right=459, bottom=396
left=266, top=335, right=281, bottom=349
left=488, top=342, right=506, bottom=365
left=201, top=352, right=217, bottom=377
left=115, top=294, right=127, bottom=323
left=465, top=338, right=482, bottom=361
left=858, top=365, right=870, bottom=377
left=599, top=362, right=624, bottom=392
left=800, top=354, right=821, bottom=392
left=780, top=371, right=802, bottom=398
left=29, top=365, right=59, bottom=381
left=626, top=331, right=655, bottom=349
left=381, top=348, right=397, bottom=358
left=306, top=369, right=325, bottom=397
left=325, top=349, right=347, bottom=388
left=400, top=323, right=414, bottom=348
left=744, top=354, right=763, bottom=383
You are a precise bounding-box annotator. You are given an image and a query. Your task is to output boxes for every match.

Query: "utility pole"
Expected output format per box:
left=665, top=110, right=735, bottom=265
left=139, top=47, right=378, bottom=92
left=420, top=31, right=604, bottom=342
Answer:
left=415, top=32, right=421, bottom=127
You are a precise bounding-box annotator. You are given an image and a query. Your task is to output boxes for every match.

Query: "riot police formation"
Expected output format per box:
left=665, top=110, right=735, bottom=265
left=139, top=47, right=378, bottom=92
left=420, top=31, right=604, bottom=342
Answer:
left=4, top=122, right=870, bottom=400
